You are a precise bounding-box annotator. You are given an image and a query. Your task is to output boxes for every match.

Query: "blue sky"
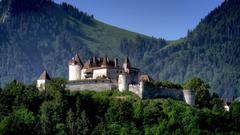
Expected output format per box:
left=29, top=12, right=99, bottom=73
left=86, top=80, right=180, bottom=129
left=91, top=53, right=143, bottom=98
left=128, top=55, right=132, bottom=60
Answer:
left=54, top=0, right=224, bottom=40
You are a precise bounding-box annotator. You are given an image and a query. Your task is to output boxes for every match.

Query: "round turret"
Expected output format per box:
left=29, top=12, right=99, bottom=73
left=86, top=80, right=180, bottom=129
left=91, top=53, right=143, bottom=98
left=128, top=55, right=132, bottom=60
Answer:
left=183, top=90, right=195, bottom=107
left=69, top=54, right=83, bottom=81
left=118, top=73, right=128, bottom=92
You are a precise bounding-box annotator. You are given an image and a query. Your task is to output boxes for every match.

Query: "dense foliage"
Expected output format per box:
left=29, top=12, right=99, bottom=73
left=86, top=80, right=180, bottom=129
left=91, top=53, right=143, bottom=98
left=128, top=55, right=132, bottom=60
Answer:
left=0, top=0, right=240, bottom=100
left=144, top=80, right=183, bottom=90
left=0, top=79, right=240, bottom=134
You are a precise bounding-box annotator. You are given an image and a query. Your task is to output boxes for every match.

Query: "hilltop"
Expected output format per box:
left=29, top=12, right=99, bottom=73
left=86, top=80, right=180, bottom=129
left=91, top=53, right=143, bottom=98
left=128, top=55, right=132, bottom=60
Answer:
left=0, top=0, right=240, bottom=98
left=0, top=80, right=240, bottom=134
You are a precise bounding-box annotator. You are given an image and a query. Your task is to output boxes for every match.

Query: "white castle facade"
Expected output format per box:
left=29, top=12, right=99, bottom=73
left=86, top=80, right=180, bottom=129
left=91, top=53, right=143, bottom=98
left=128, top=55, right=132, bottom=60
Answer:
left=66, top=54, right=140, bottom=92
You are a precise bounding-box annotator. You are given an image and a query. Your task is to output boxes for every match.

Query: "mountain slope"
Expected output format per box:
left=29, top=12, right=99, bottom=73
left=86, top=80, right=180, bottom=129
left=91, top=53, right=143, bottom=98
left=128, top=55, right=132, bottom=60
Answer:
left=0, top=0, right=240, bottom=98
left=0, top=0, right=148, bottom=84
left=119, top=0, right=240, bottom=98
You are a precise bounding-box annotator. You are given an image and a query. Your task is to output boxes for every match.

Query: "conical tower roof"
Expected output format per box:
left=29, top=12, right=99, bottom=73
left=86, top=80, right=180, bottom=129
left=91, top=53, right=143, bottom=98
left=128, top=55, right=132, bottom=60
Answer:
left=74, top=53, right=83, bottom=66
left=38, top=70, right=51, bottom=80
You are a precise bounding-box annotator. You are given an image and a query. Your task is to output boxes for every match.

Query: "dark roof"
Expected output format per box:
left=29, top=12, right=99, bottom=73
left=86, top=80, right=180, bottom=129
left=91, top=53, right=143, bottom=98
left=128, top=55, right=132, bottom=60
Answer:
left=38, top=70, right=51, bottom=80
left=74, top=54, right=83, bottom=65
left=124, top=56, right=130, bottom=67
left=82, top=57, right=115, bottom=69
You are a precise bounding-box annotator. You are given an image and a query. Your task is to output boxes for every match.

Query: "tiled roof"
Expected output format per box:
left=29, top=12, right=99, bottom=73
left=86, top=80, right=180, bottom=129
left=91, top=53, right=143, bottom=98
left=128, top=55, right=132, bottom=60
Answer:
left=139, top=74, right=152, bottom=81
left=38, top=70, right=51, bottom=80
left=83, top=57, right=115, bottom=69
left=69, top=53, right=83, bottom=66
left=83, top=60, right=91, bottom=69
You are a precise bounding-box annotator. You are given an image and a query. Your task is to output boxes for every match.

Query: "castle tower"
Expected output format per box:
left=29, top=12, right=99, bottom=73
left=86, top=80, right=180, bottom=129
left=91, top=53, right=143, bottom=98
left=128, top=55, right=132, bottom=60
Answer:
left=123, top=56, right=130, bottom=73
left=183, top=90, right=195, bottom=107
left=118, top=73, right=128, bottom=92
left=37, top=70, right=51, bottom=91
left=69, top=54, right=83, bottom=81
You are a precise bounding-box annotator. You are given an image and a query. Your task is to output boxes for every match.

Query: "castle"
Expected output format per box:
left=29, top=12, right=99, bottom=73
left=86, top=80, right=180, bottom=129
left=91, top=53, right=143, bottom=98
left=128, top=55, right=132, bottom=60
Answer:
left=37, top=53, right=195, bottom=106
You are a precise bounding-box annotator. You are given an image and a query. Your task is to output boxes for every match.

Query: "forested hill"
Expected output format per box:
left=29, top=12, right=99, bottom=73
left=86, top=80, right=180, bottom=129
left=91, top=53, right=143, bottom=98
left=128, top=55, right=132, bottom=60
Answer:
left=0, top=0, right=240, bottom=98
left=0, top=0, right=148, bottom=84
left=120, top=0, right=240, bottom=98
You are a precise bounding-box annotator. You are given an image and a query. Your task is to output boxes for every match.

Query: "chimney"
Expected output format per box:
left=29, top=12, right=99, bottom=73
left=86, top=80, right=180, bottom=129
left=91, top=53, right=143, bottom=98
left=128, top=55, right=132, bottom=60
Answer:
left=114, top=58, right=118, bottom=67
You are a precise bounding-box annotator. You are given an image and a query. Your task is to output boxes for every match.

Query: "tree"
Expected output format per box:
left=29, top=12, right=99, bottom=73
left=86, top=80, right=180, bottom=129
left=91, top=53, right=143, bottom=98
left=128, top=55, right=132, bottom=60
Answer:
left=0, top=107, right=36, bottom=135
left=40, top=101, right=55, bottom=135
left=66, top=108, right=75, bottom=135
left=230, top=101, right=240, bottom=118
left=76, top=110, right=91, bottom=135
left=210, top=98, right=224, bottom=115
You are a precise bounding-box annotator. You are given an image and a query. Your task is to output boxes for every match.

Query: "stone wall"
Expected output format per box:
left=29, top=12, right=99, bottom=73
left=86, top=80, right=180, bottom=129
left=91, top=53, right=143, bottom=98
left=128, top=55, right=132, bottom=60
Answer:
left=129, top=84, right=142, bottom=98
left=66, top=79, right=117, bottom=92
left=128, top=82, right=195, bottom=106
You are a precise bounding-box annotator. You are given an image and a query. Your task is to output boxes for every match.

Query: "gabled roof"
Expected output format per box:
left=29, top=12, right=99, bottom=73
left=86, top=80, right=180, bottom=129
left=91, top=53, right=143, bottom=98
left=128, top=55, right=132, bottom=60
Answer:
left=139, top=74, right=153, bottom=81
left=83, top=60, right=91, bottom=69
left=38, top=70, right=51, bottom=80
left=101, top=57, right=108, bottom=67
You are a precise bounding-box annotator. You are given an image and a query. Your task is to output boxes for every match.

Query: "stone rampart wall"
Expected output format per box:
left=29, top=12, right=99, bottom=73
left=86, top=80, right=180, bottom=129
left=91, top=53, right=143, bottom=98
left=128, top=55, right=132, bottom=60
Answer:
left=129, top=84, right=142, bottom=98
left=66, top=80, right=117, bottom=92
left=128, top=82, right=195, bottom=106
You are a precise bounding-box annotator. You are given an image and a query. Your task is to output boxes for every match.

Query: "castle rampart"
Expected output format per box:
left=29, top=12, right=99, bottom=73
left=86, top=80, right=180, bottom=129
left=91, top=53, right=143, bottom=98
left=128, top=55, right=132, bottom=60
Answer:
left=129, top=82, right=195, bottom=106
left=66, top=79, right=117, bottom=92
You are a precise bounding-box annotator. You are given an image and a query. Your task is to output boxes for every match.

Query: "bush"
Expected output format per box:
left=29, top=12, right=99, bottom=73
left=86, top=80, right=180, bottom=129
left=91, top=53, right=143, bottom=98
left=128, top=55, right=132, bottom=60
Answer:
left=144, top=80, right=183, bottom=89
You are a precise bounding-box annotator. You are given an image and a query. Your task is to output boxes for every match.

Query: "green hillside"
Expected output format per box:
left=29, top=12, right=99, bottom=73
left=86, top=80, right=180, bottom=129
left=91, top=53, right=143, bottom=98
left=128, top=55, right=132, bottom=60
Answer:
left=0, top=0, right=240, bottom=98
left=119, top=0, right=240, bottom=98
left=0, top=0, right=145, bottom=84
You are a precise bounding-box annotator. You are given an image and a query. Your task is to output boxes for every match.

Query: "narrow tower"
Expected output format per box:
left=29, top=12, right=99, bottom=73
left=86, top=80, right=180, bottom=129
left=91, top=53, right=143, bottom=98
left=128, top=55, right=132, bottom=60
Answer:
left=69, top=54, right=83, bottom=81
left=37, top=70, right=51, bottom=91
left=118, top=73, right=128, bottom=92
